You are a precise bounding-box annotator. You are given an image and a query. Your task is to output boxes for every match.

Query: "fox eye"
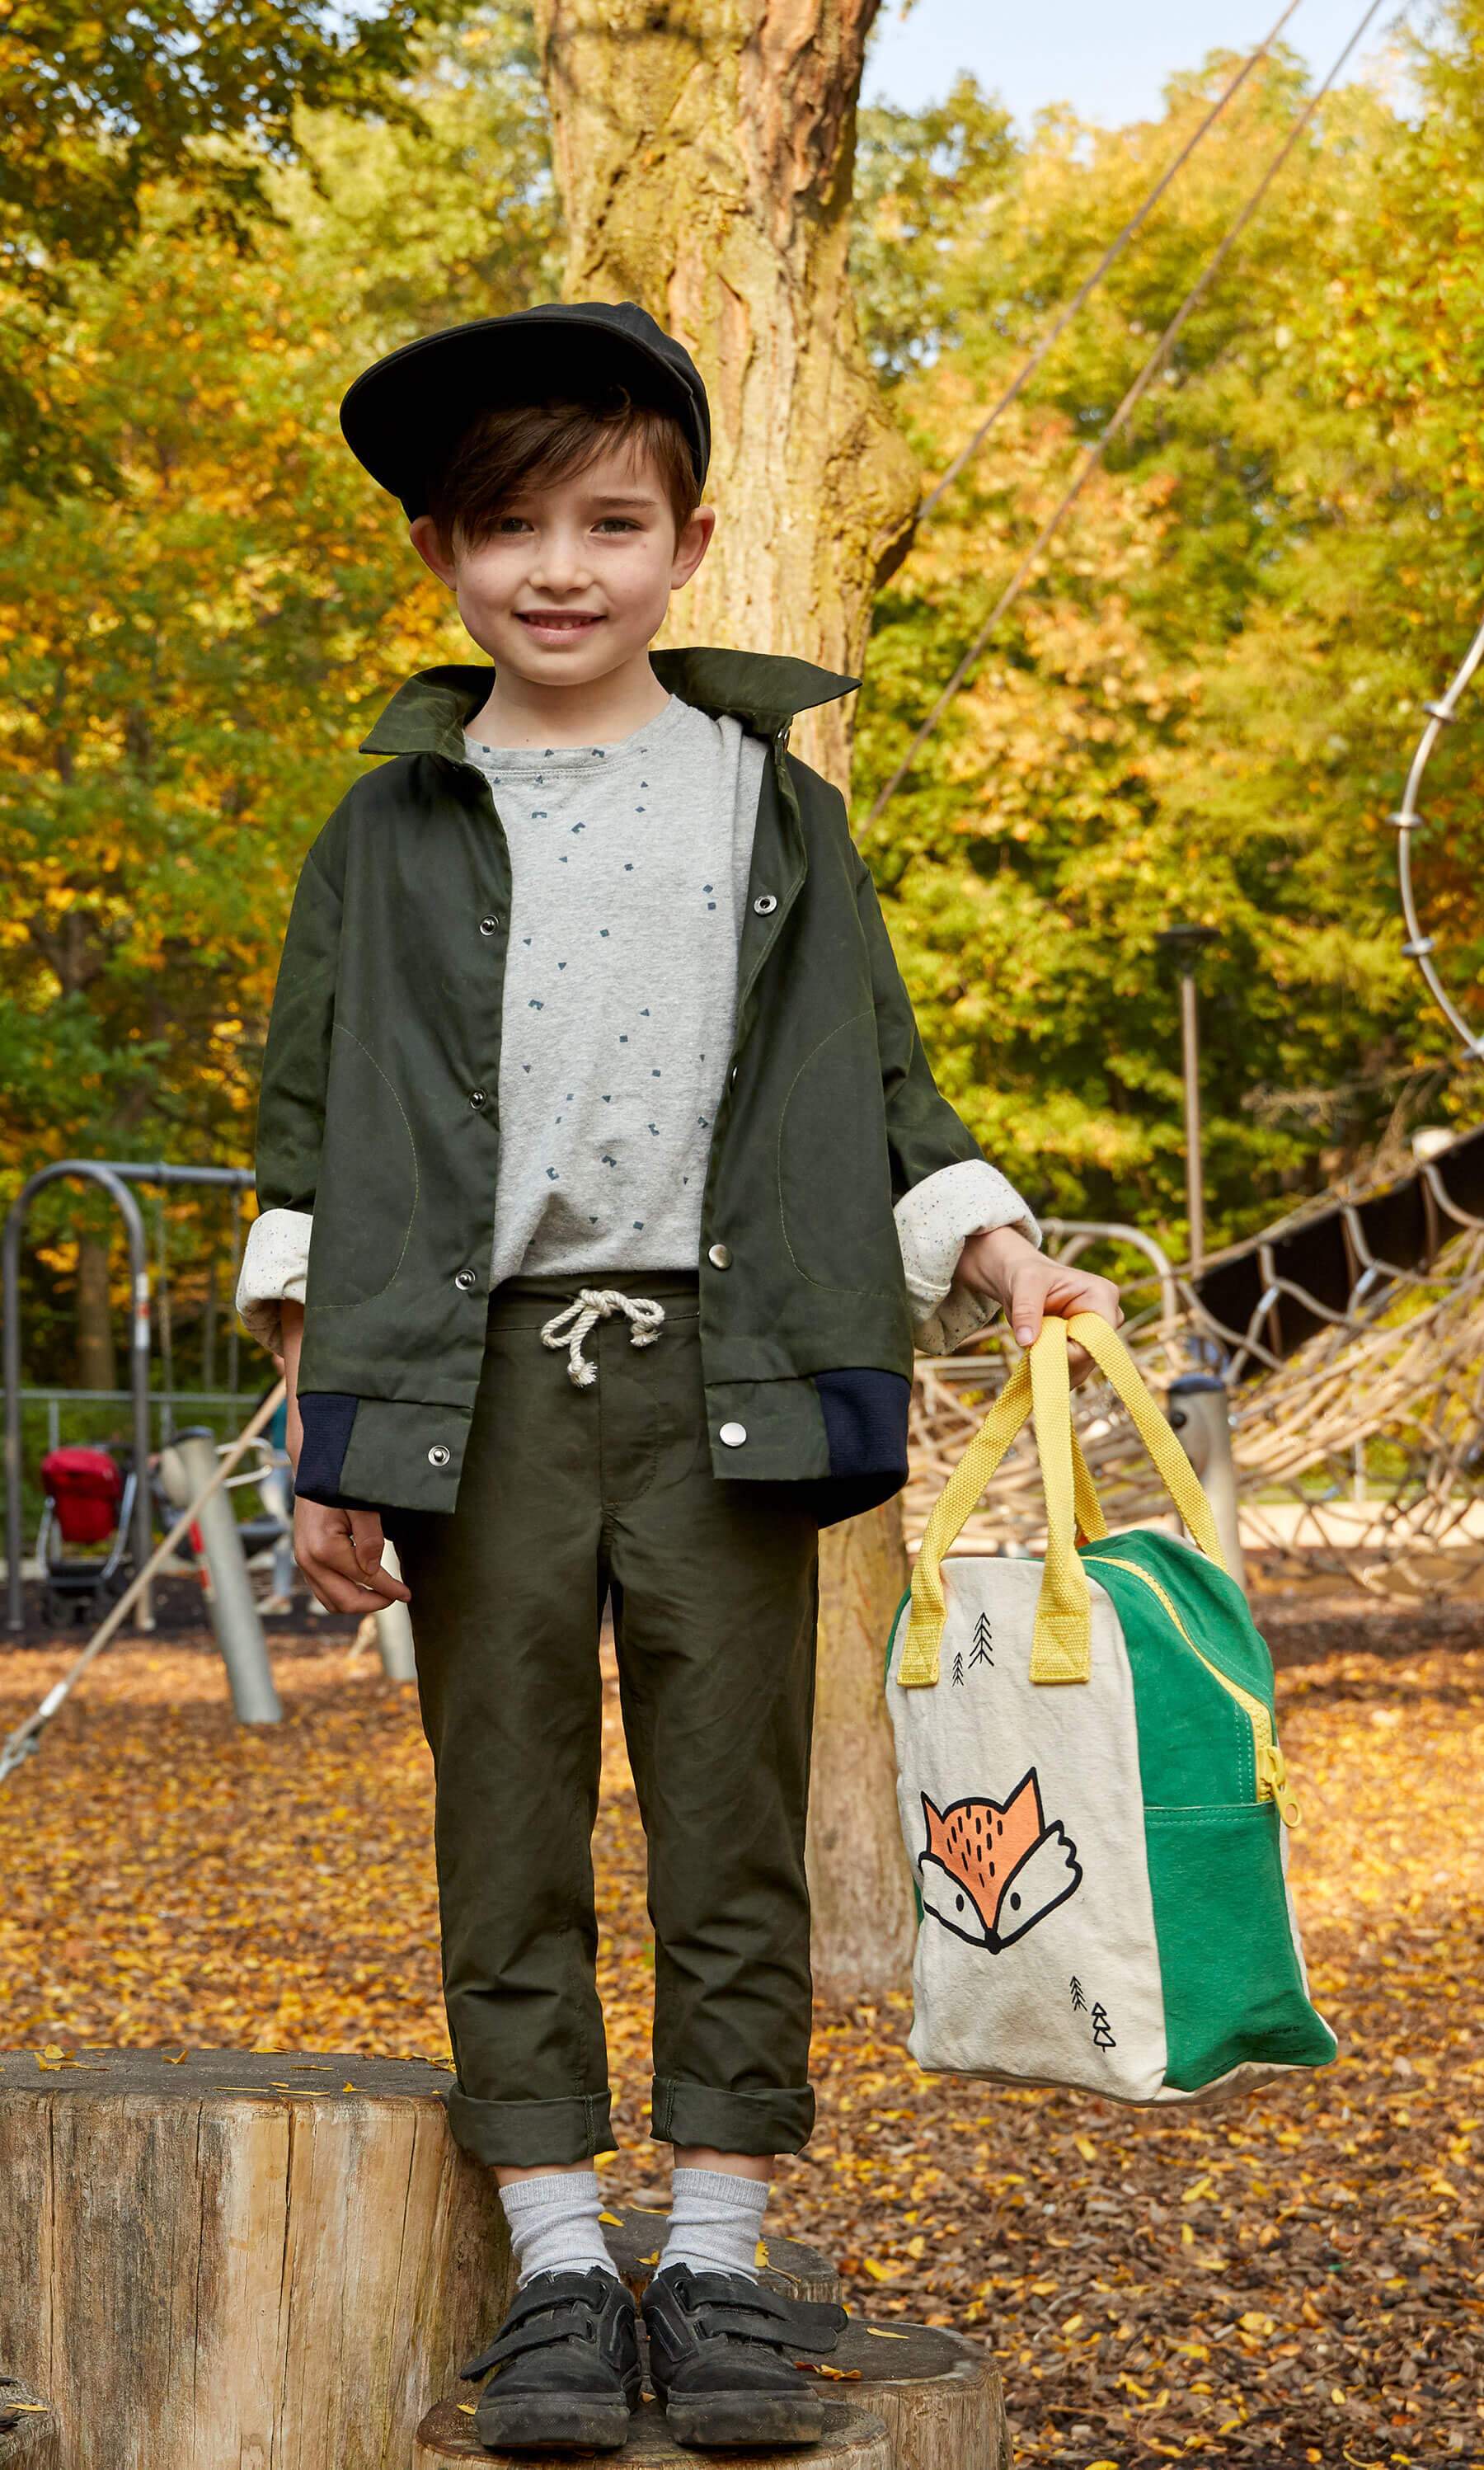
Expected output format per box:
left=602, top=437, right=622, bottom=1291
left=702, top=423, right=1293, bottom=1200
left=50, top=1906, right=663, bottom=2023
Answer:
left=955, top=1894, right=965, bottom=1912
left=1009, top=1892, right=1021, bottom=1911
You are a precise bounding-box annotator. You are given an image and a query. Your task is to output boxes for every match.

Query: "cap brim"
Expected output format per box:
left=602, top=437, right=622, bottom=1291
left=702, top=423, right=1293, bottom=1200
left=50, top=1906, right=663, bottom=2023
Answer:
left=340, top=309, right=702, bottom=514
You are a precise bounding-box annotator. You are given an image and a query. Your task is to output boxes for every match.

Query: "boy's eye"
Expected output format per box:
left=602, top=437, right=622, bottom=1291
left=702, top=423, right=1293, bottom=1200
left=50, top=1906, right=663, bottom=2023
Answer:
left=595, top=517, right=640, bottom=532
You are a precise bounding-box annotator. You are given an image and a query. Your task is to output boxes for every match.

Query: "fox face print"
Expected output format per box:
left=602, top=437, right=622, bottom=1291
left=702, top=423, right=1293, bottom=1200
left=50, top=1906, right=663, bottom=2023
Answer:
left=918, top=1771, right=1082, bottom=1953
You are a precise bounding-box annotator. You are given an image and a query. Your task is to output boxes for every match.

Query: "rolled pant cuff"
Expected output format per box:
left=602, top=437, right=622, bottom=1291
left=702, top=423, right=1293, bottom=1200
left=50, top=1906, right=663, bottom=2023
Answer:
left=650, top=2075, right=815, bottom=2155
left=446, top=2086, right=618, bottom=2167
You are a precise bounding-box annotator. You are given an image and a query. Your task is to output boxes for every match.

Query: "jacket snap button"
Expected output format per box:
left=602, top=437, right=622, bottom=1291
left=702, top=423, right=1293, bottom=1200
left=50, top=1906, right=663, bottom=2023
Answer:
left=454, top=1269, right=477, bottom=1291
left=470, top=1089, right=487, bottom=1107
left=719, top=1421, right=747, bottom=1447
left=428, top=1445, right=451, bottom=1468
left=479, top=915, right=500, bottom=936
left=707, top=1242, right=731, bottom=1270
left=753, top=892, right=777, bottom=915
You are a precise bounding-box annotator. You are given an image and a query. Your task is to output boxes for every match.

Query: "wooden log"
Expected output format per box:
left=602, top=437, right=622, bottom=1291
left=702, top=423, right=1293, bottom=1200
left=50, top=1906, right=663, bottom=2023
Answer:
left=811, top=2320, right=1010, bottom=2470
left=0, top=2046, right=510, bottom=2470
left=0, top=2378, right=59, bottom=2470
left=413, top=2394, right=895, bottom=2470
left=602, top=2205, right=841, bottom=2304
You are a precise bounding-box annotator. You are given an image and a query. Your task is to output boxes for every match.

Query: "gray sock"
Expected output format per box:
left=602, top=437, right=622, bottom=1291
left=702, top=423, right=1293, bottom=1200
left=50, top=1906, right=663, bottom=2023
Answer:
left=499, top=2170, right=620, bottom=2287
left=660, top=2167, right=768, bottom=2280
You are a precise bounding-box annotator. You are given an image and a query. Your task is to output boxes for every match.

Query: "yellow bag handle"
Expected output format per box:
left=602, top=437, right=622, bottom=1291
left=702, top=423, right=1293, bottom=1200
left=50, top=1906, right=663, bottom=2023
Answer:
left=897, top=1310, right=1226, bottom=1689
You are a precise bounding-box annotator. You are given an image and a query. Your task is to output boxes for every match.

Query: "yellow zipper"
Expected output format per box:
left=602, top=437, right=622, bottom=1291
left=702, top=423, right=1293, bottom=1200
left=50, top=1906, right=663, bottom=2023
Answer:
left=1092, top=1554, right=1302, bottom=1828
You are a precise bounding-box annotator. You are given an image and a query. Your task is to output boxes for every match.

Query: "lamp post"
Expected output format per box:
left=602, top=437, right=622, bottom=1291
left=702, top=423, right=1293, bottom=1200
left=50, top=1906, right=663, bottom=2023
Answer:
left=1156, top=924, right=1219, bottom=1274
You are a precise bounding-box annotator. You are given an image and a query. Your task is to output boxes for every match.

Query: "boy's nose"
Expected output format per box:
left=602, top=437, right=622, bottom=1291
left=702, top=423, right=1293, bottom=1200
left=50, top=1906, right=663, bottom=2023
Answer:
left=528, top=542, right=593, bottom=590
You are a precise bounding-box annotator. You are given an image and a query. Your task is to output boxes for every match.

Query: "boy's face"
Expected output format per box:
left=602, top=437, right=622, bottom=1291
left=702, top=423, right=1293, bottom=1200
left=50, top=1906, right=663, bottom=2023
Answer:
left=409, top=437, right=713, bottom=685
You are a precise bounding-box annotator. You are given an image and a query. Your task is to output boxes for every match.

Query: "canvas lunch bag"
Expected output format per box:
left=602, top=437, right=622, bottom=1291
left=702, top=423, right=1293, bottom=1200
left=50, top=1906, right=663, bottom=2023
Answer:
left=885, top=1312, right=1337, bottom=2102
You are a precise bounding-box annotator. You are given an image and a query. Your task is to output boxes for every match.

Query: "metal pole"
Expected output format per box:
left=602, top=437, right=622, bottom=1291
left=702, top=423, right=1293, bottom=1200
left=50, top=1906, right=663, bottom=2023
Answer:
left=1167, top=1373, right=1248, bottom=1599
left=1179, top=964, right=1205, bottom=1273
left=157, top=1431, right=281, bottom=1724
left=5, top=1163, right=154, bottom=1637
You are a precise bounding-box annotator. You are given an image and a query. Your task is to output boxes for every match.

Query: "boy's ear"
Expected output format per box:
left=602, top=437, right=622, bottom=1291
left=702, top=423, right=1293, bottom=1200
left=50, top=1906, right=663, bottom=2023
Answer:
left=670, top=502, right=716, bottom=593
left=409, top=514, right=458, bottom=588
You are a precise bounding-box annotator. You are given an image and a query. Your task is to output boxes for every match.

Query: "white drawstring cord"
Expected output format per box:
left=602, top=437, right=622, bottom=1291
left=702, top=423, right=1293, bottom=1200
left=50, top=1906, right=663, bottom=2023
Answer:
left=539, top=1287, right=666, bottom=1388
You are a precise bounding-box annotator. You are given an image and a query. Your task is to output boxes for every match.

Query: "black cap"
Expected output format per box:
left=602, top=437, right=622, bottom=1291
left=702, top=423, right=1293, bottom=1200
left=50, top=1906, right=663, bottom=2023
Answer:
left=340, top=299, right=711, bottom=517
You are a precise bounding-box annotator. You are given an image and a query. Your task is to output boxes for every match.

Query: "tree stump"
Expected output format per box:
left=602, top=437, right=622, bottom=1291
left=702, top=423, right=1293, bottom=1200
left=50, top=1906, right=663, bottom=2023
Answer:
left=413, top=2396, right=895, bottom=2470
left=421, top=2214, right=1008, bottom=2470
left=0, top=2046, right=510, bottom=2470
left=815, top=2320, right=1009, bottom=2470
left=0, top=2379, right=59, bottom=2470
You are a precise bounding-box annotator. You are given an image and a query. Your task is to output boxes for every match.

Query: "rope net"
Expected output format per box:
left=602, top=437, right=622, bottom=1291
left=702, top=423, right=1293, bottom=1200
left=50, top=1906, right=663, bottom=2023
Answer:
left=905, top=1129, right=1484, bottom=1599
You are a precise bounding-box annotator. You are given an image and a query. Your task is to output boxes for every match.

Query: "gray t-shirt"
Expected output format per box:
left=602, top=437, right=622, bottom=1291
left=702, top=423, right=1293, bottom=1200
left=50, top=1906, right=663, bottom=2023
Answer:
left=462, top=693, right=768, bottom=1286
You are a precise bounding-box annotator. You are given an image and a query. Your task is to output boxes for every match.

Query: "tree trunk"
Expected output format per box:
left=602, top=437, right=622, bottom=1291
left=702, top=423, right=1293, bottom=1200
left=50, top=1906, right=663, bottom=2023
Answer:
left=0, top=2046, right=510, bottom=2470
left=75, top=1232, right=116, bottom=1394
left=534, top=0, right=922, bottom=1992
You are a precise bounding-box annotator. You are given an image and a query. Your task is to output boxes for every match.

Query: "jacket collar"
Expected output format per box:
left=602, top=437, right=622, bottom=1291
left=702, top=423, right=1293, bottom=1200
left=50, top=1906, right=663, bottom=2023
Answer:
left=359, top=646, right=859, bottom=762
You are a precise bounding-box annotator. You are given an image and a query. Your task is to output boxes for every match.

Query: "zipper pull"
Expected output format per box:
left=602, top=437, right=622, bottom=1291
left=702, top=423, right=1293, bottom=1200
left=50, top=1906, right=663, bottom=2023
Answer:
left=1258, top=1742, right=1302, bottom=1828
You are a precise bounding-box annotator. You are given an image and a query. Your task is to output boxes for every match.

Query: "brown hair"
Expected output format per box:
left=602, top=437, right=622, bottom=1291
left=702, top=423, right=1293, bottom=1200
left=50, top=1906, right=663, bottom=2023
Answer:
left=424, top=386, right=700, bottom=552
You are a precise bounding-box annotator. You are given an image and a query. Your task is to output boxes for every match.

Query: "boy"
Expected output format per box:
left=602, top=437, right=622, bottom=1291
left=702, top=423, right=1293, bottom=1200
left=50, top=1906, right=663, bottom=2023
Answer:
left=237, top=299, right=1120, bottom=2452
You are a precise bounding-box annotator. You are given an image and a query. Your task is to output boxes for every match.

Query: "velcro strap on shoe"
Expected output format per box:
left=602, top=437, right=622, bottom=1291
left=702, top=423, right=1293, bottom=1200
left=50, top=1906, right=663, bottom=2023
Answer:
left=682, top=2276, right=847, bottom=2355
left=459, top=2280, right=608, bottom=2379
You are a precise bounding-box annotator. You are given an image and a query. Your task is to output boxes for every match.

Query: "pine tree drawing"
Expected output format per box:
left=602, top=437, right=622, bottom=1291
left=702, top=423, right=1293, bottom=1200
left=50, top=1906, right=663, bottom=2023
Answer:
left=969, top=1613, right=993, bottom=1668
left=951, top=1651, right=965, bottom=1687
left=1068, top=1977, right=1087, bottom=2013
left=1090, top=2002, right=1117, bottom=2051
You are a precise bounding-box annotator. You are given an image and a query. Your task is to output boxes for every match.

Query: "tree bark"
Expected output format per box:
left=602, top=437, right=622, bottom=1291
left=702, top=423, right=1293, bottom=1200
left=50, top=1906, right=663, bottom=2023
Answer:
left=75, top=1231, right=117, bottom=1394
left=534, top=0, right=921, bottom=1992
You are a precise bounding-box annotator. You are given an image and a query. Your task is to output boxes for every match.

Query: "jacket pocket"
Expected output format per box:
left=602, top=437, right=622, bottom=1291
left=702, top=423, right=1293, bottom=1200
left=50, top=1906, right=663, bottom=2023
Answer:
left=308, top=1023, right=420, bottom=1308
left=776, top=1007, right=899, bottom=1291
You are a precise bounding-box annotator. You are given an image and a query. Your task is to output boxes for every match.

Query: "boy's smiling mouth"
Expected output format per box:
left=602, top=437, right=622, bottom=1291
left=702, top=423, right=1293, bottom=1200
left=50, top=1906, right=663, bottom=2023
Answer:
left=516, top=610, right=604, bottom=637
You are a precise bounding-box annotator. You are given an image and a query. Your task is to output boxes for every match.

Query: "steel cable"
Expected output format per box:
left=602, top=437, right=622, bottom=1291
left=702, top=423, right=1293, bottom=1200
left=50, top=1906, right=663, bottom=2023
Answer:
left=918, top=0, right=1306, bottom=524
left=865, top=0, right=1401, bottom=832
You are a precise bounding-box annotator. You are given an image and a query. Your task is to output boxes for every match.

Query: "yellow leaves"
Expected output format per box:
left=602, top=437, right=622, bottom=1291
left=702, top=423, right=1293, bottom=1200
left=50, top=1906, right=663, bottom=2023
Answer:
left=598, top=2211, right=624, bottom=2228
left=862, top=2327, right=908, bottom=2341
left=755, top=2239, right=769, bottom=2268
left=1073, top=2134, right=1097, bottom=2163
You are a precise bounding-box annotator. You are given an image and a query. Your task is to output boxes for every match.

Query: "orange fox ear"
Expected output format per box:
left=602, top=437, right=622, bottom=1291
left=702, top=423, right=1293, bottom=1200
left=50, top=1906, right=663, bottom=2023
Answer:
left=921, top=1795, right=948, bottom=1860
left=1001, top=1769, right=1045, bottom=1834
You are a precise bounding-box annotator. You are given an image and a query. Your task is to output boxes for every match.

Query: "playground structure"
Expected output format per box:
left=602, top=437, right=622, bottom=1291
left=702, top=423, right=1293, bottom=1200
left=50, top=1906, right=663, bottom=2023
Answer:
left=908, top=1122, right=1484, bottom=1597
left=2, top=1159, right=262, bottom=1635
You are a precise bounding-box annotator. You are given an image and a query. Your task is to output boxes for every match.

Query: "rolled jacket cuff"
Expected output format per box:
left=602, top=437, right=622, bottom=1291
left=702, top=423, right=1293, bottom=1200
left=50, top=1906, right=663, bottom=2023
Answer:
left=445, top=2087, right=618, bottom=2167
left=895, top=1158, right=1040, bottom=1356
left=650, top=2075, right=815, bottom=2156
left=235, top=1207, right=312, bottom=1356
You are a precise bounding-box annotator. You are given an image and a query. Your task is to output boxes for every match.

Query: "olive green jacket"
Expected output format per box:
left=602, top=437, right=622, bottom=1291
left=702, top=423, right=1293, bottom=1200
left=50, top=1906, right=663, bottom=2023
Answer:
left=250, top=647, right=1013, bottom=1526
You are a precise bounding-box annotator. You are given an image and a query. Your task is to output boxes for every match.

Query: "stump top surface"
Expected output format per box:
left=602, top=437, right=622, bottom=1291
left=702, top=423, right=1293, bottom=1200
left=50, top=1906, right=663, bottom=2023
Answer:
left=604, top=2208, right=838, bottom=2307
left=0, top=2045, right=456, bottom=2101
left=416, top=2396, right=890, bottom=2466
left=824, top=2317, right=991, bottom=2386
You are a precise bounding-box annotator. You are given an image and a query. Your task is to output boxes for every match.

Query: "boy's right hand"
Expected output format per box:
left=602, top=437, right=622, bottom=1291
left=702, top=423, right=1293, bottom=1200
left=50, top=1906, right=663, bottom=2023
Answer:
left=293, top=1498, right=412, bottom=1613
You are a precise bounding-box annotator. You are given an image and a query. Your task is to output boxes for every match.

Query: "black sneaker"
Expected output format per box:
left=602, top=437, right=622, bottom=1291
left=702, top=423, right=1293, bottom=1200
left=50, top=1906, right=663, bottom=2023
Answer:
left=459, top=2266, right=641, bottom=2451
left=641, top=2262, right=848, bottom=2448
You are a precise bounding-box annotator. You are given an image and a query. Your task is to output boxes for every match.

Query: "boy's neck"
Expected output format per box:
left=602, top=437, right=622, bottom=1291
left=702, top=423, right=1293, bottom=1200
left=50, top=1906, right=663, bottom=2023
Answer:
left=464, top=647, right=672, bottom=750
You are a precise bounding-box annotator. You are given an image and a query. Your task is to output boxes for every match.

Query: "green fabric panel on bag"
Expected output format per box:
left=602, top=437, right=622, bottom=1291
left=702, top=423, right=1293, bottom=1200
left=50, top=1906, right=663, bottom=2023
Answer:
left=1145, top=1801, right=1339, bottom=2087
left=1080, top=1542, right=1256, bottom=1808
left=1087, top=1531, right=1275, bottom=1715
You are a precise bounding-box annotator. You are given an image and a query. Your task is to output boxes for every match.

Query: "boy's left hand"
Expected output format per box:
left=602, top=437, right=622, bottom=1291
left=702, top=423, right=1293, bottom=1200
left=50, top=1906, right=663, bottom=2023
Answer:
left=954, top=1225, right=1122, bottom=1388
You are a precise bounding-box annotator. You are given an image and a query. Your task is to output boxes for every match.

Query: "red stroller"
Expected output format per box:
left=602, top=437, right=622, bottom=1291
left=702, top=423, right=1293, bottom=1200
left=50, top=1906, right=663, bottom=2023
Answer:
left=35, top=1442, right=139, bottom=1627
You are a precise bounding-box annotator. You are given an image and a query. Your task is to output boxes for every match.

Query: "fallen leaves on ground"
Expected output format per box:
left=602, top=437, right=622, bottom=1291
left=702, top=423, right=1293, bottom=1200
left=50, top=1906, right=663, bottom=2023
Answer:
left=0, top=1613, right=1479, bottom=2468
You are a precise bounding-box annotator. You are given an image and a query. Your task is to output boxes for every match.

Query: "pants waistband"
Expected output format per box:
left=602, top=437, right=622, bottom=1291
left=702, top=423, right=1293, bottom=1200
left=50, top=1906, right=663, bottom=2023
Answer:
left=488, top=1267, right=701, bottom=1329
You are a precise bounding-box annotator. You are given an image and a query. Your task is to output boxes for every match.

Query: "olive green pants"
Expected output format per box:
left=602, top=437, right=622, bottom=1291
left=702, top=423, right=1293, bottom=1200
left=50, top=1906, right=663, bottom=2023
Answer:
left=382, top=1268, right=821, bottom=2169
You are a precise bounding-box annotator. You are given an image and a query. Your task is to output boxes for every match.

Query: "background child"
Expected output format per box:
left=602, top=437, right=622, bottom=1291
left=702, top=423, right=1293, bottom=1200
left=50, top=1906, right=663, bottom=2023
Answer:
left=237, top=299, right=1120, bottom=2451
